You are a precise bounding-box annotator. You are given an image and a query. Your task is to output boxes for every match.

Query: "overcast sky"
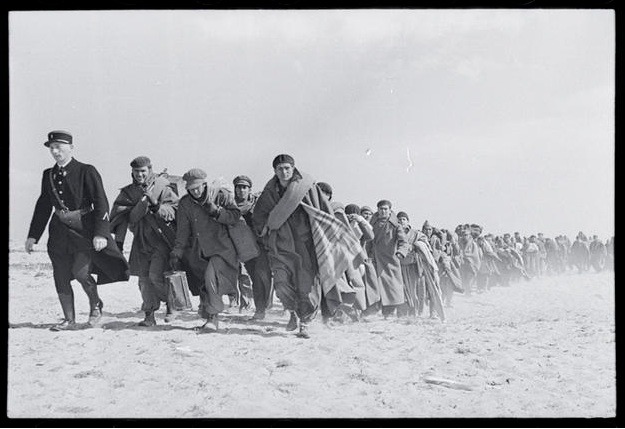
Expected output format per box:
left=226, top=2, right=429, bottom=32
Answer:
left=9, top=9, right=614, bottom=244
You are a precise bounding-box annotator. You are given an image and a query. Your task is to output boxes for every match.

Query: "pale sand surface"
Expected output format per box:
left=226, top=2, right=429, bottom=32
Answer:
left=8, top=245, right=615, bottom=418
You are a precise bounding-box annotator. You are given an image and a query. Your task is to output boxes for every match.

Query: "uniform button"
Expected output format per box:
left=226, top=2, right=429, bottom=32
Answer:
left=58, top=181, right=62, bottom=185
left=59, top=190, right=63, bottom=194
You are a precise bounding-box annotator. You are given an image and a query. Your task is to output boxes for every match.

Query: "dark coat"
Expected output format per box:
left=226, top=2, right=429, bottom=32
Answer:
left=27, top=158, right=129, bottom=285
left=111, top=175, right=178, bottom=277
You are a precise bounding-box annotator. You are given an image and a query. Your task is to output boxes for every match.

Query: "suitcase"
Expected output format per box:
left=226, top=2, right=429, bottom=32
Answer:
left=164, top=270, right=193, bottom=310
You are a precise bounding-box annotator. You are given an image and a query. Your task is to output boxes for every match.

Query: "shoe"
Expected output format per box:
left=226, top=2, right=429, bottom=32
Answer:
left=164, top=303, right=178, bottom=323
left=50, top=320, right=76, bottom=331
left=297, top=324, right=310, bottom=339
left=251, top=310, right=265, bottom=321
left=286, top=311, right=299, bottom=331
left=138, top=311, right=156, bottom=327
left=198, top=315, right=219, bottom=331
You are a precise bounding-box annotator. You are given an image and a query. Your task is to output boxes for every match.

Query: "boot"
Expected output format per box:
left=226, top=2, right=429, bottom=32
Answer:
left=297, top=323, right=310, bottom=339
left=251, top=309, right=266, bottom=320
left=285, top=311, right=299, bottom=331
left=50, top=293, right=76, bottom=331
left=82, top=282, right=102, bottom=326
left=138, top=311, right=156, bottom=327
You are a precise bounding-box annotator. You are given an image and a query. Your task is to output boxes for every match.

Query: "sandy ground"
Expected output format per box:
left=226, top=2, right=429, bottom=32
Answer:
left=7, top=242, right=615, bottom=419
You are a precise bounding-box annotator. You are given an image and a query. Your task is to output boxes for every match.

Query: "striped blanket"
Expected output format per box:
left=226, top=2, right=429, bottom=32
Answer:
left=301, top=202, right=367, bottom=295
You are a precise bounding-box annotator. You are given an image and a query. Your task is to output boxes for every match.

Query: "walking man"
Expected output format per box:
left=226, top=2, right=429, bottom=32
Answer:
left=232, top=174, right=273, bottom=320
left=169, top=169, right=242, bottom=331
left=110, top=156, right=179, bottom=326
left=253, top=154, right=364, bottom=338
left=26, top=130, right=129, bottom=330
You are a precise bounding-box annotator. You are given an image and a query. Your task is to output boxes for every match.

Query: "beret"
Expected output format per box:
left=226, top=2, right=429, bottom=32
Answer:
left=345, top=204, right=360, bottom=215
left=397, top=211, right=409, bottom=221
left=272, top=154, right=295, bottom=168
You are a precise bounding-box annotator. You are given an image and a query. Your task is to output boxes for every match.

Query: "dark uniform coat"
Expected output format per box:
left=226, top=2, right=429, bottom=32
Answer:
left=28, top=158, right=129, bottom=285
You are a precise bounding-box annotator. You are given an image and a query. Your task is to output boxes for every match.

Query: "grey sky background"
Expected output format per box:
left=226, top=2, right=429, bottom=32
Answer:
left=9, top=9, right=614, bottom=244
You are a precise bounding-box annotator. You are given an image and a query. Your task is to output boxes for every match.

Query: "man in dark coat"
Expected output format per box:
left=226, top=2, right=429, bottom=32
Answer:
left=253, top=154, right=364, bottom=338
left=369, top=200, right=410, bottom=317
left=25, top=130, right=129, bottom=331
left=169, top=168, right=242, bottom=331
left=110, top=156, right=179, bottom=326
left=233, top=175, right=273, bottom=320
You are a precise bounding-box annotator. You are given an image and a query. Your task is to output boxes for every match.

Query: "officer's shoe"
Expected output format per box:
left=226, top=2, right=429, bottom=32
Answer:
left=50, top=319, right=77, bottom=331
left=88, top=308, right=103, bottom=326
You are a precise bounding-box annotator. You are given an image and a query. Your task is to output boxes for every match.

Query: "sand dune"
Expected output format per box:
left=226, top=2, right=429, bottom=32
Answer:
left=7, top=244, right=615, bottom=418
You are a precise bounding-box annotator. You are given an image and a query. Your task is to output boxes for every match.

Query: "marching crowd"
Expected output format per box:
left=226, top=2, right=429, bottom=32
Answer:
left=25, top=130, right=615, bottom=338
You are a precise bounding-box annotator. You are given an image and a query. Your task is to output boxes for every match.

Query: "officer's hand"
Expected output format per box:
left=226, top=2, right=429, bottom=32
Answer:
left=93, top=236, right=107, bottom=252
left=169, top=254, right=182, bottom=271
left=25, top=238, right=36, bottom=254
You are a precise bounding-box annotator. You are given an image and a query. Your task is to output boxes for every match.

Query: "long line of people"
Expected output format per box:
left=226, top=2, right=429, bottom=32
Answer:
left=25, top=131, right=614, bottom=337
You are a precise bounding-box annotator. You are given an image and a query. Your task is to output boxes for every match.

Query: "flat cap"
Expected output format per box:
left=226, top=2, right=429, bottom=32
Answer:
left=182, top=168, right=207, bottom=190
left=130, top=156, right=152, bottom=168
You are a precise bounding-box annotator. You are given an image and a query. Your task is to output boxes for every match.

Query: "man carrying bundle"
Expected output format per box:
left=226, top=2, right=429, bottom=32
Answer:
left=169, top=168, right=242, bottom=331
left=253, top=154, right=365, bottom=338
left=110, top=156, right=179, bottom=327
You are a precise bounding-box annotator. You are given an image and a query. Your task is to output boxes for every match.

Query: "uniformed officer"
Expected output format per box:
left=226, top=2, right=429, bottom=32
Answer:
left=25, top=130, right=129, bottom=331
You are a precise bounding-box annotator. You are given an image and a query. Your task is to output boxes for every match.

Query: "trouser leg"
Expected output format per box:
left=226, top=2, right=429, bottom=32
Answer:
left=72, top=251, right=101, bottom=312
left=248, top=251, right=273, bottom=312
left=200, top=257, right=231, bottom=317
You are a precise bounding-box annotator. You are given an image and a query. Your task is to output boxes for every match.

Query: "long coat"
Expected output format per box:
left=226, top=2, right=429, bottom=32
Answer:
left=369, top=212, right=409, bottom=306
left=28, top=158, right=129, bottom=285
left=111, top=174, right=178, bottom=277
left=171, top=187, right=241, bottom=296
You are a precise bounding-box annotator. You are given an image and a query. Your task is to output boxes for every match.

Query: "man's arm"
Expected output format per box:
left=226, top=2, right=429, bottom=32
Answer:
left=84, top=165, right=112, bottom=238
left=27, top=171, right=53, bottom=244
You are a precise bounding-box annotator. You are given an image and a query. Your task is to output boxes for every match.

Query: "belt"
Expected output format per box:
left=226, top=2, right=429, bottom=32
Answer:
left=54, top=206, right=94, bottom=215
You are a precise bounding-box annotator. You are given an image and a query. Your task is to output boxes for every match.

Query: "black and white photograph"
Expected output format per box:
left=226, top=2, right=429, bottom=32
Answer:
left=7, top=7, right=615, bottom=420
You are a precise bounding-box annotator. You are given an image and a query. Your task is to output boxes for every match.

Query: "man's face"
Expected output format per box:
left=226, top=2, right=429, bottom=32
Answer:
left=377, top=204, right=391, bottom=219
left=188, top=183, right=206, bottom=199
left=235, top=184, right=250, bottom=201
left=424, top=226, right=433, bottom=237
left=361, top=210, right=372, bottom=221
left=398, top=216, right=409, bottom=228
left=132, top=166, right=151, bottom=184
left=49, top=142, right=73, bottom=165
left=274, top=163, right=294, bottom=183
